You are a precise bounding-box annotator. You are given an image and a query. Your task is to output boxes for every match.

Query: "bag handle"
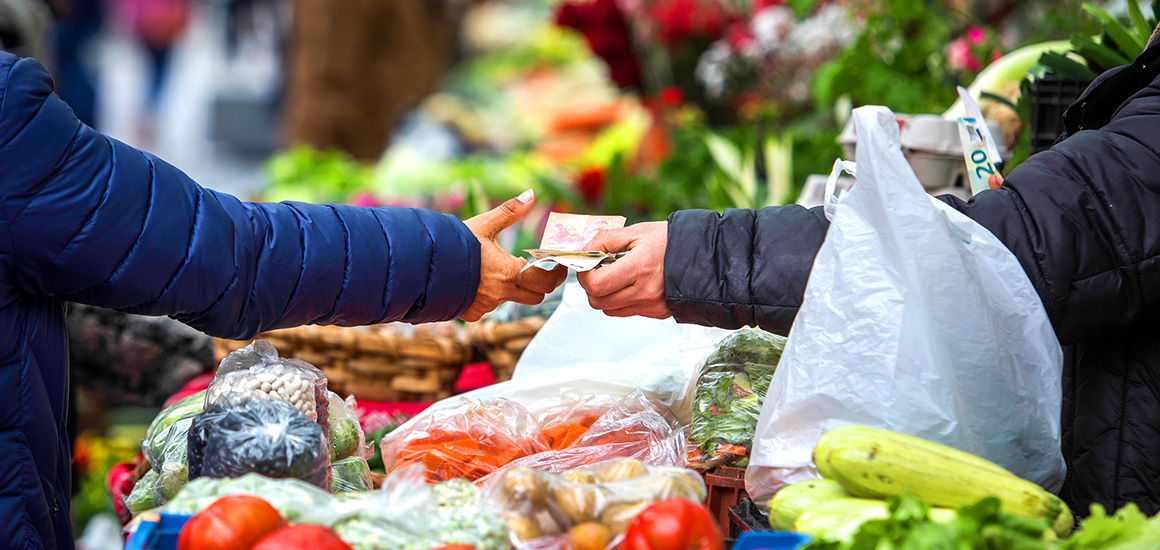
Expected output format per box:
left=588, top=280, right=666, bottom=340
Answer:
left=823, top=159, right=857, bottom=221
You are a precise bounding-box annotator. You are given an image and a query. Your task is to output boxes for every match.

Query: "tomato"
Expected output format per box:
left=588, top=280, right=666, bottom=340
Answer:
left=252, top=525, right=354, bottom=550
left=177, top=495, right=287, bottom=550
left=620, top=499, right=723, bottom=550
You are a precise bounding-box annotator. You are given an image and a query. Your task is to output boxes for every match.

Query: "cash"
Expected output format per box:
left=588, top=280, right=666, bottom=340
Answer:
left=522, top=213, right=626, bottom=272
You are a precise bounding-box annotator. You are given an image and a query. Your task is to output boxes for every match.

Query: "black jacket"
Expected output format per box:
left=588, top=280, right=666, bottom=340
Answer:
left=665, top=42, right=1160, bottom=515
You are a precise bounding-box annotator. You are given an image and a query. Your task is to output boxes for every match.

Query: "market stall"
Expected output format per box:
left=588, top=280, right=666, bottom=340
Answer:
left=65, top=0, right=1160, bottom=549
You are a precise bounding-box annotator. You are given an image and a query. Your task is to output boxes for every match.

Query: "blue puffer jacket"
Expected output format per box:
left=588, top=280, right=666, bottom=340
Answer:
left=0, top=53, right=480, bottom=549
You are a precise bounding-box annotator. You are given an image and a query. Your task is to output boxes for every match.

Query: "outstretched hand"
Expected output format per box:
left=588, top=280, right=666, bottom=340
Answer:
left=576, top=221, right=671, bottom=319
left=461, top=190, right=567, bottom=322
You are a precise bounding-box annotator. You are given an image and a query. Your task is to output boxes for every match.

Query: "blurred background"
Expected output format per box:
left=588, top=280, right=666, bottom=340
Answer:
left=0, top=0, right=1153, bottom=546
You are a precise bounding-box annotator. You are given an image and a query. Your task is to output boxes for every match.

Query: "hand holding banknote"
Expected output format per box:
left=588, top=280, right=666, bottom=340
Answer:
left=461, top=190, right=568, bottom=322
left=576, top=221, right=672, bottom=319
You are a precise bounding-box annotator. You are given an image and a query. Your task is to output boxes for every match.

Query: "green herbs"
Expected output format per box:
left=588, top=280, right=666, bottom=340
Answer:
left=688, top=329, right=786, bottom=469
left=803, top=492, right=1053, bottom=550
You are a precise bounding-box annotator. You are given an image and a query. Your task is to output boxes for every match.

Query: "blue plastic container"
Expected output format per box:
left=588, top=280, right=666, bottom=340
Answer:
left=730, top=530, right=813, bottom=550
left=124, top=512, right=193, bottom=550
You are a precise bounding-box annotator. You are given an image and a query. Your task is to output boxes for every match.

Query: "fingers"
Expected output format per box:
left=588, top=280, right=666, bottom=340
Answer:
left=518, top=265, right=567, bottom=295
left=583, top=226, right=637, bottom=254
left=604, top=302, right=672, bottom=319
left=579, top=256, right=639, bottom=297
left=988, top=174, right=1003, bottom=189
left=469, top=189, right=536, bottom=239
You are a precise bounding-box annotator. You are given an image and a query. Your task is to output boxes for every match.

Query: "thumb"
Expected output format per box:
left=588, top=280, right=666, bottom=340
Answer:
left=474, top=189, right=536, bottom=238
left=584, top=227, right=636, bottom=253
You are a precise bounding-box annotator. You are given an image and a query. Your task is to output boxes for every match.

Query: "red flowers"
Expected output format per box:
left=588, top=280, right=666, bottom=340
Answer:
left=577, top=167, right=608, bottom=204
left=555, top=0, right=643, bottom=89
left=647, top=0, right=730, bottom=47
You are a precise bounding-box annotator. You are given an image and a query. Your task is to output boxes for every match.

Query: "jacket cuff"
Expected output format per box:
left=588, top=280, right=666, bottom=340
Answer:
left=663, top=208, right=756, bottom=330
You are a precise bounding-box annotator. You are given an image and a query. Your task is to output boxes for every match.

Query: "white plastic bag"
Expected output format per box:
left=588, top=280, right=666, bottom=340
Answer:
left=746, top=106, right=1065, bottom=504
left=398, top=283, right=731, bottom=431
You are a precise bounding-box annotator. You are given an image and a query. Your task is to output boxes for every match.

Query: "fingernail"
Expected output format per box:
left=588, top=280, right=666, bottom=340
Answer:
left=516, top=189, right=534, bottom=203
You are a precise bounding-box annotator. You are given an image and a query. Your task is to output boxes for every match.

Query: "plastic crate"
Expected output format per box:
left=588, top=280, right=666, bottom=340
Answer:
left=705, top=467, right=750, bottom=531
left=1029, top=77, right=1092, bottom=154
left=125, top=512, right=192, bottom=550
left=730, top=531, right=812, bottom=550
left=728, top=498, right=771, bottom=539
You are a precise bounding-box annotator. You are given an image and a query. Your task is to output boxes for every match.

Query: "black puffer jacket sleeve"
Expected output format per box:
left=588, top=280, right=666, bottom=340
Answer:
left=665, top=44, right=1160, bottom=346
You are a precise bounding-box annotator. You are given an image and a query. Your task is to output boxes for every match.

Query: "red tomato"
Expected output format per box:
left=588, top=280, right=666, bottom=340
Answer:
left=252, top=525, right=354, bottom=550
left=620, top=499, right=723, bottom=550
left=178, top=495, right=287, bottom=550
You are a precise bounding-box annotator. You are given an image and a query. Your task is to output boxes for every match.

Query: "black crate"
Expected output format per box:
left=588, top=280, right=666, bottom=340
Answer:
left=1029, top=77, right=1092, bottom=154
left=727, top=498, right=771, bottom=539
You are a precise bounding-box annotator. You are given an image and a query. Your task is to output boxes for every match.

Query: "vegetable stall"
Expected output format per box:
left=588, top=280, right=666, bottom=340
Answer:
left=93, top=1, right=1160, bottom=550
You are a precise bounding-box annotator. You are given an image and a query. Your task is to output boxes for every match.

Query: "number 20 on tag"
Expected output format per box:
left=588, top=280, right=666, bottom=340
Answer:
left=957, top=118, right=998, bottom=196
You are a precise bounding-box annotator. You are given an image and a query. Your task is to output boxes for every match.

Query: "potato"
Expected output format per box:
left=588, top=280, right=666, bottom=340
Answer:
left=502, top=512, right=543, bottom=541
left=569, top=522, right=612, bottom=550
left=563, top=470, right=597, bottom=484
left=599, top=501, right=650, bottom=537
left=501, top=467, right=548, bottom=506
left=594, top=459, right=649, bottom=483
left=551, top=483, right=607, bottom=525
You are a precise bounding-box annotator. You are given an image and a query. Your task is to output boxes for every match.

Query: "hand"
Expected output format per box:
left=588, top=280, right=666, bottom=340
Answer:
left=988, top=174, right=1004, bottom=189
left=576, top=221, right=671, bottom=319
left=460, top=190, right=567, bottom=322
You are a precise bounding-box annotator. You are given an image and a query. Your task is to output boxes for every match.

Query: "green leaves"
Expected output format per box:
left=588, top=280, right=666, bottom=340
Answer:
left=802, top=493, right=1052, bottom=550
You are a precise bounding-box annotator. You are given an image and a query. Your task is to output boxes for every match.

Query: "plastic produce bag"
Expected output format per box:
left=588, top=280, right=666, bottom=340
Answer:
left=188, top=399, right=331, bottom=490
left=522, top=392, right=685, bottom=474
left=128, top=473, right=340, bottom=531
left=207, top=340, right=330, bottom=429
left=329, top=391, right=371, bottom=461
left=537, top=392, right=618, bottom=451
left=128, top=389, right=207, bottom=512
left=475, top=392, right=687, bottom=487
left=688, top=329, right=786, bottom=470
left=482, top=458, right=706, bottom=547
left=379, top=398, right=550, bottom=482
left=331, top=466, right=510, bottom=550
left=331, top=457, right=373, bottom=494
left=746, top=106, right=1065, bottom=504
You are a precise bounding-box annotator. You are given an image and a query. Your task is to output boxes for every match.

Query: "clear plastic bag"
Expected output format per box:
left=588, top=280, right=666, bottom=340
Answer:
left=188, top=399, right=331, bottom=490
left=208, top=340, right=330, bottom=429
left=130, top=473, right=341, bottom=529
left=482, top=458, right=706, bottom=547
left=478, top=392, right=687, bottom=486
left=379, top=399, right=550, bottom=482
left=331, top=457, right=373, bottom=494
left=536, top=392, right=617, bottom=451
left=331, top=466, right=510, bottom=550
left=329, top=391, right=372, bottom=461
left=688, top=329, right=786, bottom=470
left=128, top=389, right=206, bottom=512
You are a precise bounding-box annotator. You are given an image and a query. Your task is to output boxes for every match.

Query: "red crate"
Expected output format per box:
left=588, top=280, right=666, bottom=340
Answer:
left=705, top=466, right=750, bottom=530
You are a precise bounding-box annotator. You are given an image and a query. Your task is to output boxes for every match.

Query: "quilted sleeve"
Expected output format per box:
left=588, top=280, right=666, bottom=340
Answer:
left=0, top=55, right=480, bottom=339
left=664, top=205, right=829, bottom=335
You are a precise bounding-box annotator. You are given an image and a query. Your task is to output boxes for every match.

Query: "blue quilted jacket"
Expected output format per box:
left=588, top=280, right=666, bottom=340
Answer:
left=0, top=53, right=480, bottom=549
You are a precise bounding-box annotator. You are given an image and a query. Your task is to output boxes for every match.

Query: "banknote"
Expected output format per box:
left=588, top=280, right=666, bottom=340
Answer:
left=539, top=212, right=626, bottom=252
left=522, top=213, right=627, bottom=272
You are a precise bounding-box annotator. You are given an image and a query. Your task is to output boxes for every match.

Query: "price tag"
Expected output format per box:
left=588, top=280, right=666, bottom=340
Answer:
left=957, top=117, right=999, bottom=196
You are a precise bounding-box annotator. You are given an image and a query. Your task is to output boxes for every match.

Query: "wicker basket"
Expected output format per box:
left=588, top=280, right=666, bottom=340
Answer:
left=214, top=325, right=473, bottom=403
left=465, top=317, right=547, bottom=382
